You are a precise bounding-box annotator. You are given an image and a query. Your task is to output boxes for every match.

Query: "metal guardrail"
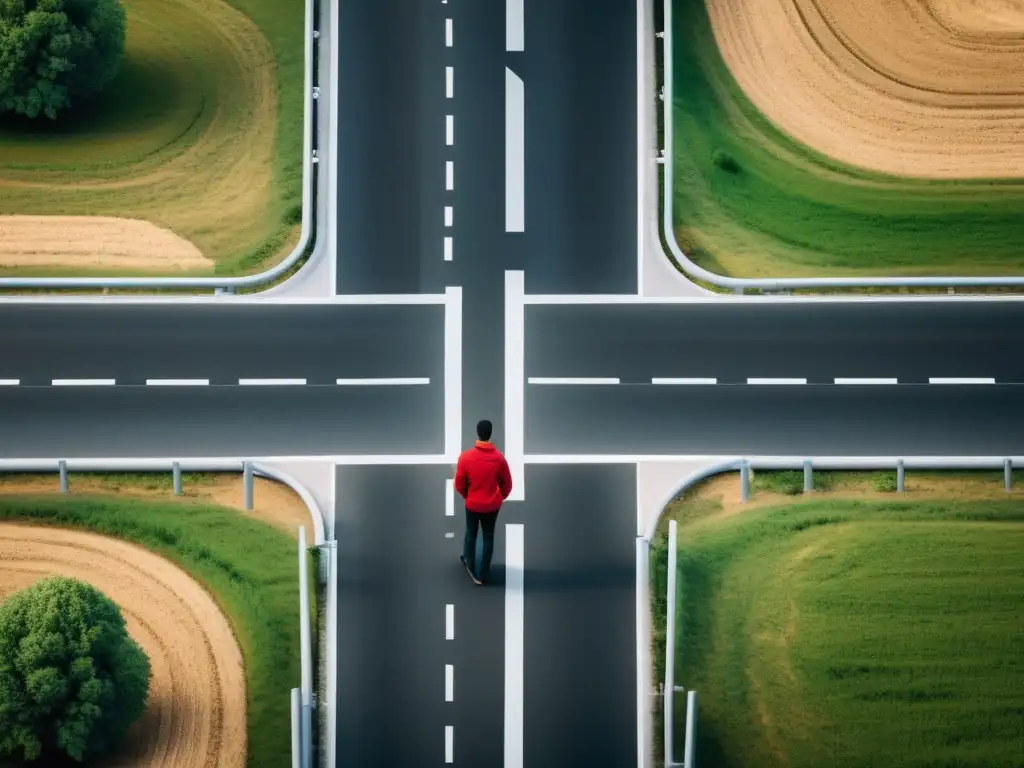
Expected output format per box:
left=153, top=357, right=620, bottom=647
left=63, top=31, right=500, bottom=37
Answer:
left=657, top=0, right=1024, bottom=293
left=0, top=0, right=320, bottom=292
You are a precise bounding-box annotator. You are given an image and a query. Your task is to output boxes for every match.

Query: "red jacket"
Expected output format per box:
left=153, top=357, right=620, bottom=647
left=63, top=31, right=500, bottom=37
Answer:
left=454, top=441, right=513, bottom=513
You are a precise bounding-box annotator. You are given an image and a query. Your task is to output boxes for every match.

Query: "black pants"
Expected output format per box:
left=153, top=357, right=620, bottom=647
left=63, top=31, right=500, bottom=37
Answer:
left=463, top=507, right=500, bottom=582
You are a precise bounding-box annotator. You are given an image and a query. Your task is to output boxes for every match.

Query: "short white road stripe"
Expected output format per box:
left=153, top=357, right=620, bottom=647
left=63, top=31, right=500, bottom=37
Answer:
left=238, top=378, right=306, bottom=386
left=506, top=0, right=524, bottom=51
left=445, top=18, right=453, bottom=47
left=446, top=161, right=454, bottom=191
left=505, top=524, right=524, bottom=768
left=0, top=379, right=19, bottom=386
left=445, top=725, right=454, bottom=763
left=527, top=377, right=620, bottom=385
left=651, top=377, right=717, bottom=385
left=747, top=378, right=807, bottom=385
left=446, top=478, right=455, bottom=517
left=834, top=377, right=898, bottom=385
left=444, top=236, right=453, bottom=262
left=446, top=66, right=454, bottom=98
left=505, top=68, right=525, bottom=232
left=445, top=664, right=454, bottom=702
left=445, top=206, right=453, bottom=227
left=146, top=379, right=210, bottom=386
left=929, top=377, right=996, bottom=384
left=446, top=115, right=454, bottom=146
left=334, top=377, right=430, bottom=386
left=445, top=604, right=454, bottom=640
left=51, top=378, right=115, bottom=386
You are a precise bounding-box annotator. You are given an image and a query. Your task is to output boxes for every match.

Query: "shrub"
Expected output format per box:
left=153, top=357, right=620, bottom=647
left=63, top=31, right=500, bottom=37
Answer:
left=872, top=473, right=899, bottom=493
left=712, top=148, right=741, bottom=174
left=0, top=0, right=127, bottom=120
left=0, top=576, right=151, bottom=763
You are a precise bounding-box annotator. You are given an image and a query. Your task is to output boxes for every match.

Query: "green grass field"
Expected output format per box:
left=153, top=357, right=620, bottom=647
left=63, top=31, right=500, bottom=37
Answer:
left=667, top=0, right=1024, bottom=280
left=0, top=0, right=305, bottom=278
left=651, top=488, right=1024, bottom=767
left=0, top=493, right=316, bottom=768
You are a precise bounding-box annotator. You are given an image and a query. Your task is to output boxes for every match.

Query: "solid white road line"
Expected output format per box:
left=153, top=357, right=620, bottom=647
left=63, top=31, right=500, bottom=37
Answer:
left=929, top=377, right=995, bottom=384
left=506, top=0, right=524, bottom=51
left=444, top=286, right=463, bottom=462
left=334, top=377, right=430, bottom=386
left=445, top=725, right=454, bottom=763
left=746, top=378, right=807, bottom=385
left=0, top=379, right=19, bottom=386
left=238, top=378, right=306, bottom=386
left=504, top=524, right=524, bottom=768
left=51, top=378, right=115, bottom=386
left=444, top=236, right=453, bottom=262
left=834, top=377, right=898, bottom=385
left=504, top=271, right=525, bottom=500
left=445, top=664, right=454, bottom=702
left=527, top=377, right=621, bottom=385
left=446, top=161, right=454, bottom=191
left=145, top=379, right=210, bottom=386
left=445, top=18, right=453, bottom=47
left=446, top=115, right=454, bottom=146
left=651, top=377, right=717, bottom=385
left=445, top=206, right=453, bottom=227
left=505, top=68, right=524, bottom=233
left=446, top=66, right=454, bottom=98
left=446, top=478, right=455, bottom=517
left=446, top=604, right=455, bottom=640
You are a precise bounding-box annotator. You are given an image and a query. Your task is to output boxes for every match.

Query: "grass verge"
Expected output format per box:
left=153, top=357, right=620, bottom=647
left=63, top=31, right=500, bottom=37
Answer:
left=668, top=0, right=1024, bottom=280
left=650, top=471, right=1024, bottom=767
left=0, top=0, right=305, bottom=278
left=0, top=493, right=308, bottom=768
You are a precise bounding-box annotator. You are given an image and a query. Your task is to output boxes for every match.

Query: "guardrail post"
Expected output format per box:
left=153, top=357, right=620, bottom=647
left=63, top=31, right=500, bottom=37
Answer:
left=291, top=687, right=301, bottom=768
left=803, top=459, right=813, bottom=493
left=172, top=462, right=182, bottom=496
left=243, top=461, right=254, bottom=510
left=739, top=461, right=750, bottom=503
left=298, top=526, right=313, bottom=768
left=664, top=520, right=678, bottom=765
left=1005, top=459, right=1013, bottom=492
left=59, top=460, right=68, bottom=493
left=682, top=690, right=698, bottom=768
left=897, top=459, right=905, bottom=492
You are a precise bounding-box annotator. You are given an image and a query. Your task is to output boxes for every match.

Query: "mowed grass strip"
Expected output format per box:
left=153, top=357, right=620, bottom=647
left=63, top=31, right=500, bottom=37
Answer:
left=650, top=486, right=1024, bottom=768
left=669, top=0, right=1024, bottom=279
left=0, top=0, right=304, bottom=278
left=0, top=494, right=310, bottom=768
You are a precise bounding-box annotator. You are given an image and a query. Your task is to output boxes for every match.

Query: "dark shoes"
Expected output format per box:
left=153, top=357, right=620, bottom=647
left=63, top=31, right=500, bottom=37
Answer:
left=460, top=555, right=483, bottom=586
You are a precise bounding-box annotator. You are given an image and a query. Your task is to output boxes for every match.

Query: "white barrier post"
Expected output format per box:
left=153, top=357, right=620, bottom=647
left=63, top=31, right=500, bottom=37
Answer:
left=291, top=687, right=301, bottom=768
left=59, top=460, right=68, bottom=493
left=1005, top=458, right=1013, bottom=492
left=682, top=690, right=697, bottom=768
left=897, top=459, right=905, bottom=492
left=664, top=519, right=678, bottom=765
left=803, top=459, right=813, bottom=493
left=298, top=526, right=313, bottom=768
left=172, top=461, right=182, bottom=496
left=243, top=461, right=254, bottom=510
left=739, top=461, right=750, bottom=503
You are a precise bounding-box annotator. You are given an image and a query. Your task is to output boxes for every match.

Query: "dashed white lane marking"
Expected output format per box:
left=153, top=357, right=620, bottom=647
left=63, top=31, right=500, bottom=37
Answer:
left=651, top=377, right=717, bottom=385
left=446, top=66, right=454, bottom=98
left=446, top=604, right=455, bottom=640
left=505, top=524, right=524, bottom=768
left=527, top=377, right=620, bottom=385
left=334, top=377, right=430, bottom=385
left=505, top=68, right=525, bottom=233
left=445, top=532, right=455, bottom=538
left=506, top=0, right=524, bottom=51
left=0, top=379, right=19, bottom=386
left=445, top=18, right=453, bottom=47
left=834, top=377, right=898, bottom=385
left=445, top=664, right=454, bottom=702
left=238, top=378, right=306, bottom=386
left=446, top=115, right=454, bottom=146
left=747, top=377, right=807, bottom=385
left=929, top=377, right=995, bottom=385
left=51, top=378, right=115, bottom=386
left=445, top=206, right=453, bottom=227
left=146, top=379, right=210, bottom=386
left=444, top=236, right=453, bottom=262
left=446, top=479, right=455, bottom=516
left=445, top=725, right=454, bottom=763
left=504, top=271, right=526, bottom=501
left=446, top=161, right=454, bottom=191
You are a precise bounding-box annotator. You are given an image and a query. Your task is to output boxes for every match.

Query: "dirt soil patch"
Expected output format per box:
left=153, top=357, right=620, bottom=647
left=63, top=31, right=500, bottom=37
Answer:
left=0, top=523, right=245, bottom=767
left=0, top=216, right=212, bottom=272
left=707, top=0, right=1024, bottom=178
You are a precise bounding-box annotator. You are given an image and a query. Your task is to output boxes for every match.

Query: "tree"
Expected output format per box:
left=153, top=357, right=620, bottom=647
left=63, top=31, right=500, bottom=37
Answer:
left=0, top=0, right=127, bottom=120
left=0, top=576, right=151, bottom=763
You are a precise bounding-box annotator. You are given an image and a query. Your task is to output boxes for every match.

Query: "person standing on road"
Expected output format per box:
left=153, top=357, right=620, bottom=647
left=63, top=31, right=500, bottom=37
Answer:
left=454, top=419, right=513, bottom=585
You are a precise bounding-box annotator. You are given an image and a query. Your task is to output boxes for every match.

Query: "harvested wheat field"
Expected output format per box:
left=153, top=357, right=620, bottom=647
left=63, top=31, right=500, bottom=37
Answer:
left=0, top=523, right=246, bottom=768
left=707, top=0, right=1024, bottom=178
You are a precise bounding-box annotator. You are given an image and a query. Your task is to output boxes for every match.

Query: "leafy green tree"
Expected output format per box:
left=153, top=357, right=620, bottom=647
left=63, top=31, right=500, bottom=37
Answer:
left=0, top=0, right=127, bottom=120
left=0, top=576, right=151, bottom=763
